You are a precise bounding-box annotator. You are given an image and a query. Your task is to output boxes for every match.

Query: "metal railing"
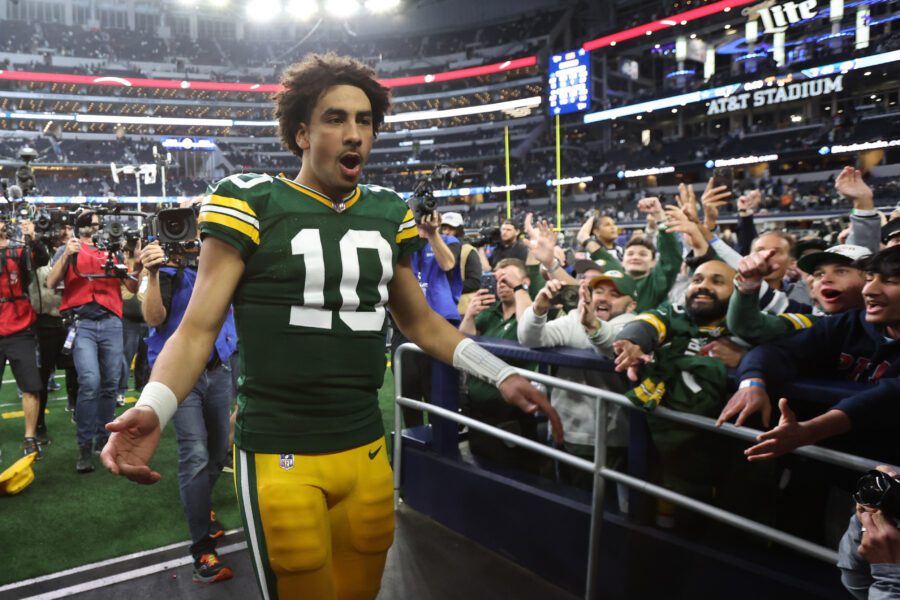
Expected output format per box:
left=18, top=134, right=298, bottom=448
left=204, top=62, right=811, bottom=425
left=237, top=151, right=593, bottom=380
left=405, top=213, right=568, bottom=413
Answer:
left=391, top=343, right=886, bottom=600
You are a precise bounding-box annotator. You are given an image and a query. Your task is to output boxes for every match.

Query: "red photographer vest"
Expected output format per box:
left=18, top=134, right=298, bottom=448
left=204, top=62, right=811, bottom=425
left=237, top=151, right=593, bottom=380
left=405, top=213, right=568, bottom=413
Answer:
left=0, top=247, right=37, bottom=336
left=58, top=243, right=124, bottom=318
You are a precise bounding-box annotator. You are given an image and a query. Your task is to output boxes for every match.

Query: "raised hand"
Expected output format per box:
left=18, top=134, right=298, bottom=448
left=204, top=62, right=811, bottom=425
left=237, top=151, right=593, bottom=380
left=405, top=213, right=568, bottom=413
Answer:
left=702, top=176, right=731, bottom=231
left=736, top=248, right=777, bottom=287
left=835, top=166, right=874, bottom=210
left=533, top=278, right=564, bottom=317
left=613, top=339, right=651, bottom=382
left=744, top=398, right=810, bottom=461
left=677, top=182, right=700, bottom=223
left=638, top=196, right=664, bottom=220
left=716, top=380, right=772, bottom=428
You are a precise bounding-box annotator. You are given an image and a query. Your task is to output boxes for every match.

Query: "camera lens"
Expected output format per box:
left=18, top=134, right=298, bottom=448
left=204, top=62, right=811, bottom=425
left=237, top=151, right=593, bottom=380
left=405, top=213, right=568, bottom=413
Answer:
left=162, top=217, right=186, bottom=239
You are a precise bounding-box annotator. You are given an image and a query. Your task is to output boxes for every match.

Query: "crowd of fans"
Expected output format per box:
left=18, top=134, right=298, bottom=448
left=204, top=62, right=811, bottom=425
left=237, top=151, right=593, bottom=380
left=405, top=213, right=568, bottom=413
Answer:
left=387, top=164, right=900, bottom=595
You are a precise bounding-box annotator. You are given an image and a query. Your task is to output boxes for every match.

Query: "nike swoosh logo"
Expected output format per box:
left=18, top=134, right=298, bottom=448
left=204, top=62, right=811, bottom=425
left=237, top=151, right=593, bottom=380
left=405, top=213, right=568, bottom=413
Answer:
left=368, top=446, right=382, bottom=460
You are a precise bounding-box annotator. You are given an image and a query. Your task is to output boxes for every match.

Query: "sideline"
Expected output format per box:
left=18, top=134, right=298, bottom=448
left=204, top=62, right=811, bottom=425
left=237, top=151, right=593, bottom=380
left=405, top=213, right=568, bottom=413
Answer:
left=0, top=530, right=244, bottom=596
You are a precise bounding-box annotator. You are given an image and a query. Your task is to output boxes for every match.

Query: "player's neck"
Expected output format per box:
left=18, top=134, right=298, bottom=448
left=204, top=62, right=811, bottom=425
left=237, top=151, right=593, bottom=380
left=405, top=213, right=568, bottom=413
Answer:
left=294, top=169, right=354, bottom=203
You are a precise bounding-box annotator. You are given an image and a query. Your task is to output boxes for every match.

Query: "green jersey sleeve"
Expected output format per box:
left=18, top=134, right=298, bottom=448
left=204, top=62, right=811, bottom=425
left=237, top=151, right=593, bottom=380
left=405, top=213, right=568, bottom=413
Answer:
left=726, top=284, right=819, bottom=345
left=199, top=173, right=270, bottom=261
left=632, top=301, right=674, bottom=347
left=590, top=246, right=624, bottom=271
left=395, top=206, right=425, bottom=257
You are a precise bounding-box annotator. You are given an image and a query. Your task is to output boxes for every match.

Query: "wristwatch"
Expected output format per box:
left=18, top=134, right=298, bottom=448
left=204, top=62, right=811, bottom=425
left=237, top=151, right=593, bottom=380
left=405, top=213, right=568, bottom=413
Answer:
left=513, top=283, right=529, bottom=293
left=540, top=259, right=562, bottom=277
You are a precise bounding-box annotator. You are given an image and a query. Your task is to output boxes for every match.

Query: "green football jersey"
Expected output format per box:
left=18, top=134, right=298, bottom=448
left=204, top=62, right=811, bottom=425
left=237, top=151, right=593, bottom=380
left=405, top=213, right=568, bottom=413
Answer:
left=199, top=173, right=423, bottom=454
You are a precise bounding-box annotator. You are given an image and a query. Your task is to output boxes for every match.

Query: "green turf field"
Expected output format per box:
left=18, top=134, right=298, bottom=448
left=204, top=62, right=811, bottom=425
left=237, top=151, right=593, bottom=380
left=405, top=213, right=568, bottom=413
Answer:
left=0, top=368, right=397, bottom=585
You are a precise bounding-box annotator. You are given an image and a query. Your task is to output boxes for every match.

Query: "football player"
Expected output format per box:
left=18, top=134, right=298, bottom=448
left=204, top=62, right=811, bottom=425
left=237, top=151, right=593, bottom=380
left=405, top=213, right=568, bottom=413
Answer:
left=101, top=53, right=562, bottom=600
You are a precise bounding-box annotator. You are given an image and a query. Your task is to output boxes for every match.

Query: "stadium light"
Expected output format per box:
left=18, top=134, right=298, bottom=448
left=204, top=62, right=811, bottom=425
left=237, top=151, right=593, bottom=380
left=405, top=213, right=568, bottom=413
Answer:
left=285, top=0, right=317, bottom=18
left=365, top=0, right=399, bottom=12
left=324, top=0, right=359, bottom=18
left=246, top=0, right=281, bottom=21
left=209, top=0, right=229, bottom=7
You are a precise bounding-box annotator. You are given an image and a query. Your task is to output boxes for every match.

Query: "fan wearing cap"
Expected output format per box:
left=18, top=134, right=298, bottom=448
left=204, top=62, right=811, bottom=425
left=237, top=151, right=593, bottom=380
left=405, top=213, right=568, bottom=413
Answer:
left=518, top=268, right=637, bottom=489
left=725, top=244, right=870, bottom=349
left=719, top=246, right=900, bottom=465
left=881, top=218, right=900, bottom=249
left=439, top=211, right=482, bottom=314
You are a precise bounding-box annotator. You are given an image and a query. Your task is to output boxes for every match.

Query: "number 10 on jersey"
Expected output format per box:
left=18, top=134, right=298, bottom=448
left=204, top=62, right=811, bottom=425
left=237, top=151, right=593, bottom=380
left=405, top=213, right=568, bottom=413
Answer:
left=289, top=229, right=394, bottom=332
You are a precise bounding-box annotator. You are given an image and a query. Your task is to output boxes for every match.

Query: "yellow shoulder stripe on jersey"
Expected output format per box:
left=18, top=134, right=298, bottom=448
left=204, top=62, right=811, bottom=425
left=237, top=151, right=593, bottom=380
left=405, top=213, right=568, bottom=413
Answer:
left=633, top=378, right=666, bottom=408
left=779, top=312, right=813, bottom=330
left=205, top=194, right=257, bottom=218
left=396, top=226, right=419, bottom=244
left=634, top=313, right=667, bottom=343
left=278, top=177, right=361, bottom=211
left=199, top=212, right=260, bottom=245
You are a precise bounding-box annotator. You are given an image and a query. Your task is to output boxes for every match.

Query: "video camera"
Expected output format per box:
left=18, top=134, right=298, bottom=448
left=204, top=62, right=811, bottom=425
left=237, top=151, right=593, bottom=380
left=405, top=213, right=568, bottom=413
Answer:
left=409, top=164, right=459, bottom=223
left=465, top=226, right=502, bottom=248
left=88, top=203, right=142, bottom=252
left=144, top=206, right=199, bottom=263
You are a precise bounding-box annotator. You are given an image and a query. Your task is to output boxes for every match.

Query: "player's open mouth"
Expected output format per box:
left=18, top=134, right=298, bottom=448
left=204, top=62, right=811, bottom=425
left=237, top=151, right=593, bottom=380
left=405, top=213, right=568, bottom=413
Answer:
left=339, top=154, right=362, bottom=178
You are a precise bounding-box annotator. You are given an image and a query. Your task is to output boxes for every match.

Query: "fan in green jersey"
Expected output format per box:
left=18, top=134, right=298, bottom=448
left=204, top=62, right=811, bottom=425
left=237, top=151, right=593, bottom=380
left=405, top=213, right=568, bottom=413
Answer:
left=101, top=53, right=562, bottom=600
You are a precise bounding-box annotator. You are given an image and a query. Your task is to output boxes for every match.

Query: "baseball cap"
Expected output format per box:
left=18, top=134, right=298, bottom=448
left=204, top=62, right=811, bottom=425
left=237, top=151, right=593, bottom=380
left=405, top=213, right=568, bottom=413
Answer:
left=0, top=453, right=36, bottom=496
left=574, top=258, right=606, bottom=275
left=792, top=236, right=828, bottom=259
left=441, top=212, right=464, bottom=228
left=881, top=218, right=900, bottom=245
left=797, top=244, right=872, bottom=274
left=588, top=270, right=637, bottom=298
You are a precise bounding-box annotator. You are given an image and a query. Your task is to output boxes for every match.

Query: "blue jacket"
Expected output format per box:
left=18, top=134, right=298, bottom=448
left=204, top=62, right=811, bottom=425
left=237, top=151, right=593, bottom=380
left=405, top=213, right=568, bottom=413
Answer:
left=411, top=235, right=463, bottom=323
left=737, top=309, right=900, bottom=460
left=146, top=266, right=237, bottom=368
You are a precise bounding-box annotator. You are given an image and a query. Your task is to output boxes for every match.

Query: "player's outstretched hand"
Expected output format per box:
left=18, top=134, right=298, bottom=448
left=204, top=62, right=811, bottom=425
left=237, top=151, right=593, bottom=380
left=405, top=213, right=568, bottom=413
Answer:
left=101, top=407, right=163, bottom=484
left=499, top=374, right=564, bottom=444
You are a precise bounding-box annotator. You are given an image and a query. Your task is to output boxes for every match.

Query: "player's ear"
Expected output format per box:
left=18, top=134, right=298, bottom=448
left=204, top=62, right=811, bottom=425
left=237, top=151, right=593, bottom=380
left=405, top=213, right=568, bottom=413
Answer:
left=295, top=123, right=310, bottom=152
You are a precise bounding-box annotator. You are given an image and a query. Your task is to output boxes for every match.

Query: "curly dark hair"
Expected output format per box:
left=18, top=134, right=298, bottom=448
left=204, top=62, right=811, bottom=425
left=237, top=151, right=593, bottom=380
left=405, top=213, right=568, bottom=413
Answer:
left=273, top=53, right=391, bottom=158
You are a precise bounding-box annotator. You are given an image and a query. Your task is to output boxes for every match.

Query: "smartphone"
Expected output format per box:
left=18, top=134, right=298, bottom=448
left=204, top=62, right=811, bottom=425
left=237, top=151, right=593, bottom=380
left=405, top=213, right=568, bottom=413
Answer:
left=712, top=167, right=735, bottom=199
left=481, top=273, right=497, bottom=296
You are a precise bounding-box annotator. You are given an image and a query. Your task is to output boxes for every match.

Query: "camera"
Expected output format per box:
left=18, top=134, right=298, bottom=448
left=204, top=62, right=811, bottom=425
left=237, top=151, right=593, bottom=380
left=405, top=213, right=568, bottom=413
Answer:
left=145, top=207, right=199, bottom=260
left=550, top=284, right=580, bottom=313
left=466, top=226, right=501, bottom=248
left=409, top=164, right=459, bottom=223
left=854, top=470, right=900, bottom=518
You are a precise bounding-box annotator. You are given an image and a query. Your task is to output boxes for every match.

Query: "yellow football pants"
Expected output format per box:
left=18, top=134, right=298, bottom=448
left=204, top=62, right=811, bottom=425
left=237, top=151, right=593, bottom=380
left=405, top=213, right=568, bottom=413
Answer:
left=234, top=438, right=394, bottom=600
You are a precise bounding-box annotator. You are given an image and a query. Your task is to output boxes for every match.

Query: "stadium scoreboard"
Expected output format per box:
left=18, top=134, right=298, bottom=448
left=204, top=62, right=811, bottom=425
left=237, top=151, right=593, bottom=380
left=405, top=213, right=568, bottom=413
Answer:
left=548, top=49, right=591, bottom=116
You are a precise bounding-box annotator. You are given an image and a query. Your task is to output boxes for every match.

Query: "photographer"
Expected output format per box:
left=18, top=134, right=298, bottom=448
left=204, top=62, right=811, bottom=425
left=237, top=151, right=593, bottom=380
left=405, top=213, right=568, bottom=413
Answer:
left=140, top=212, right=237, bottom=583
left=0, top=217, right=49, bottom=459
left=29, top=223, right=75, bottom=446
left=440, top=211, right=482, bottom=314
left=46, top=210, right=138, bottom=473
left=480, top=220, right=528, bottom=271
left=390, top=207, right=460, bottom=428
left=839, top=465, right=900, bottom=599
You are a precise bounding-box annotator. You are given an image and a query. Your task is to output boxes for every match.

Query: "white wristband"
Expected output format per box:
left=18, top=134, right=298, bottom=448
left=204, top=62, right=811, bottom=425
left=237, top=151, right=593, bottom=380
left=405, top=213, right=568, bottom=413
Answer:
left=135, top=381, right=178, bottom=431
left=452, top=338, right=517, bottom=387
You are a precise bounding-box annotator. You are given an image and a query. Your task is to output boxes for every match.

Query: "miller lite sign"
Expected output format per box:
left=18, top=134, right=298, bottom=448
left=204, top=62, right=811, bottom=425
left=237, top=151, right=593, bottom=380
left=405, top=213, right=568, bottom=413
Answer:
left=747, top=0, right=819, bottom=34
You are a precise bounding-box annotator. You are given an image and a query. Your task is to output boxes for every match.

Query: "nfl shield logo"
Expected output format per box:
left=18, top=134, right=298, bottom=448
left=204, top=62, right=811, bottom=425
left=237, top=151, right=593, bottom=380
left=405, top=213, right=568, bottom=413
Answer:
left=279, top=454, right=294, bottom=470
